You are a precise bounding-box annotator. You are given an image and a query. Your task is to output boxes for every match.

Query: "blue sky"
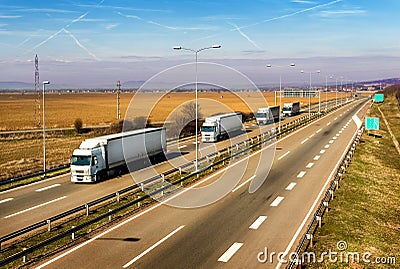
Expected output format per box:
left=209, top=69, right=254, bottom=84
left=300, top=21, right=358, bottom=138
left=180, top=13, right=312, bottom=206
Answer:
left=1, top=0, right=399, bottom=87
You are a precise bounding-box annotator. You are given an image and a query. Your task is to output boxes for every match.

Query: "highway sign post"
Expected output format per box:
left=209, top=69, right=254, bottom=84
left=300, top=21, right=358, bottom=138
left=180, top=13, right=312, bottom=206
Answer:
left=374, top=94, right=384, bottom=103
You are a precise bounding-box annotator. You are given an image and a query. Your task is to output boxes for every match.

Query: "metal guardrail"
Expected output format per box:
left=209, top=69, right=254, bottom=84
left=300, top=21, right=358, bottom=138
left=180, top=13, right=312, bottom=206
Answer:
left=287, top=127, right=365, bottom=268
left=0, top=102, right=349, bottom=266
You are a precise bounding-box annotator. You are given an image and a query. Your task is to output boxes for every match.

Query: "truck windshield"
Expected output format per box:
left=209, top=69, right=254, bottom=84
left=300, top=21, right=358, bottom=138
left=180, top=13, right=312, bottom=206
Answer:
left=202, top=126, right=215, bottom=132
left=71, top=155, right=91, bottom=166
left=283, top=107, right=291, bottom=111
left=256, top=113, right=267, bottom=118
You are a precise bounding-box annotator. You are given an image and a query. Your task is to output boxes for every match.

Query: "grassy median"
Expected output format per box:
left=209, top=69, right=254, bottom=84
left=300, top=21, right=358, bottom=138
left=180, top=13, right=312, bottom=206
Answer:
left=305, top=95, right=400, bottom=268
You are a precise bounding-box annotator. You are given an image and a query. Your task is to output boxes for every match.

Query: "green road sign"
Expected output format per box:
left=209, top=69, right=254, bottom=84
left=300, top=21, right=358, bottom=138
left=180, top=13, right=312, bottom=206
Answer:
left=374, top=94, right=384, bottom=103
left=365, top=117, right=380, bottom=130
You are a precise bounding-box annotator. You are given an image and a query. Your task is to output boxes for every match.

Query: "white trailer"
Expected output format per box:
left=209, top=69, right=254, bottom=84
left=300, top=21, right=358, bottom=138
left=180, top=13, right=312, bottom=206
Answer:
left=201, top=112, right=243, bottom=142
left=282, top=102, right=300, bottom=117
left=70, top=128, right=166, bottom=183
left=256, top=106, right=280, bottom=125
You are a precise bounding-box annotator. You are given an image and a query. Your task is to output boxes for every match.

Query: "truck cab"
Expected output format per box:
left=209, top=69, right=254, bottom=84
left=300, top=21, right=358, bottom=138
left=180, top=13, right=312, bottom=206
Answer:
left=70, top=147, right=105, bottom=183
left=201, top=122, right=219, bottom=142
left=256, top=108, right=270, bottom=125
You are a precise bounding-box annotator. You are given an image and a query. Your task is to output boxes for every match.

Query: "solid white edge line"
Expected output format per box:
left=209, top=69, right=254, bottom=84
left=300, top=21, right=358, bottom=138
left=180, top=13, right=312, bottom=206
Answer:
left=285, top=182, right=297, bottom=191
left=4, top=196, right=67, bottom=219
left=249, top=216, right=268, bottom=230
left=275, top=100, right=368, bottom=269
left=218, top=242, right=244, bottom=262
left=0, top=198, right=14, bottom=204
left=278, top=151, right=290, bottom=161
left=270, top=196, right=284, bottom=207
left=122, top=225, right=184, bottom=268
left=232, top=175, right=256, bottom=193
left=36, top=100, right=361, bottom=269
left=36, top=184, right=61, bottom=192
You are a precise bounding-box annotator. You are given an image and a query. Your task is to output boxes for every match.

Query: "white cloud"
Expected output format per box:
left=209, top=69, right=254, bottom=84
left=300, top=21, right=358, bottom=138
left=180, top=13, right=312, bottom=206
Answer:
left=105, top=24, right=119, bottom=30
left=291, top=0, right=317, bottom=4
left=0, top=15, right=22, bottom=19
left=228, top=22, right=262, bottom=50
left=317, top=9, right=367, bottom=17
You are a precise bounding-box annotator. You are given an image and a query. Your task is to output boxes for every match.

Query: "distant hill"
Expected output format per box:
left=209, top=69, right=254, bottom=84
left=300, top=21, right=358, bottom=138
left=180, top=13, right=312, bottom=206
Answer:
left=0, top=81, right=32, bottom=90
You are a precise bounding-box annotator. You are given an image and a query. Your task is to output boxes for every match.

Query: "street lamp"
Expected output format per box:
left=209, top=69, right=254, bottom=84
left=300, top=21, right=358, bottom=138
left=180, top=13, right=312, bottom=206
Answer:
left=173, top=44, right=221, bottom=171
left=267, top=63, right=295, bottom=132
left=42, top=80, right=50, bottom=175
left=301, top=70, right=320, bottom=118
left=325, top=75, right=334, bottom=112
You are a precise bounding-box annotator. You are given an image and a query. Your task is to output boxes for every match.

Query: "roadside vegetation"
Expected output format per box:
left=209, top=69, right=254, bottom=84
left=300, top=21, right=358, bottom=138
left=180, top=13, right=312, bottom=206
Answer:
left=304, top=92, right=400, bottom=268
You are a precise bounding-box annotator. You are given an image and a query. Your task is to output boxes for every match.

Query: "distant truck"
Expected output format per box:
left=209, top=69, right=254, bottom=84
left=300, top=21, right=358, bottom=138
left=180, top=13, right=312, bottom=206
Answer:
left=70, top=128, right=166, bottom=183
left=201, top=112, right=243, bottom=142
left=256, top=106, right=280, bottom=125
left=282, top=102, right=300, bottom=117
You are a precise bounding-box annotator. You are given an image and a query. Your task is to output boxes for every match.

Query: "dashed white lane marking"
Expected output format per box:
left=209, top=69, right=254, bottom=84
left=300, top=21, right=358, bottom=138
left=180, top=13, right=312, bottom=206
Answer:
left=278, top=151, right=290, bottom=161
left=309, top=134, right=315, bottom=138
left=0, top=198, right=13, bottom=204
left=249, top=216, right=268, bottom=230
left=306, top=163, right=314, bottom=168
left=123, top=225, right=185, bottom=268
left=316, top=128, right=322, bottom=133
left=320, top=149, right=326, bottom=154
left=334, top=117, right=338, bottom=120
left=329, top=140, right=334, bottom=144
left=301, top=138, right=309, bottom=144
left=327, top=122, right=331, bottom=126
left=336, top=133, right=340, bottom=137
left=314, top=155, right=321, bottom=161
left=324, top=144, right=330, bottom=149
left=333, top=137, right=337, bottom=140
left=218, top=242, right=244, bottom=263
left=36, top=183, right=61, bottom=192
left=232, top=175, right=256, bottom=193
left=178, top=145, right=187, bottom=149
left=270, top=196, right=285, bottom=207
left=297, top=171, right=306, bottom=178
left=4, top=196, right=67, bottom=219
left=285, top=182, right=297, bottom=191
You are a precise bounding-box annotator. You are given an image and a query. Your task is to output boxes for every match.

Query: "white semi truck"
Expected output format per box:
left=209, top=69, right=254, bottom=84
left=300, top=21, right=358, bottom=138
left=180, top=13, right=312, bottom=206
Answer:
left=70, top=128, right=166, bottom=183
left=282, top=102, right=300, bottom=117
left=256, top=106, right=280, bottom=125
left=201, top=112, right=243, bottom=142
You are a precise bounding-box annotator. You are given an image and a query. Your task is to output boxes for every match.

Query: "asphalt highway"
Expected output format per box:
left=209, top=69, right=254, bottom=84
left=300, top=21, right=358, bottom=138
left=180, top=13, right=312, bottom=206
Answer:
left=34, top=99, right=369, bottom=268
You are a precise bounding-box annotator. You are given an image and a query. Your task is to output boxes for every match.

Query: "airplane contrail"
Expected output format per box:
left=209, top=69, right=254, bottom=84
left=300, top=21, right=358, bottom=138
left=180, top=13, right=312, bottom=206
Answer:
left=228, top=22, right=262, bottom=50
left=63, top=29, right=99, bottom=60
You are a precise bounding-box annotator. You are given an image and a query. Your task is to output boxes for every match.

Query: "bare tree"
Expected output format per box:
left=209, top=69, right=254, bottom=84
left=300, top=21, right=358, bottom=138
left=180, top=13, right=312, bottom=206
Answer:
left=181, top=101, right=202, bottom=120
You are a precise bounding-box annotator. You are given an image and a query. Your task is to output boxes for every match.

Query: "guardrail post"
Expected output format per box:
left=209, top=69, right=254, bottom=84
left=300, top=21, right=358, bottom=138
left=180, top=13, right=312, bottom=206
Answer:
left=85, top=204, right=89, bottom=216
left=22, top=247, right=27, bottom=262
left=323, top=201, right=329, bottom=213
left=306, top=233, right=313, bottom=247
left=161, top=174, right=165, bottom=182
left=116, top=192, right=120, bottom=203
left=47, top=219, right=51, bottom=232
left=334, top=180, right=339, bottom=190
left=316, top=215, right=322, bottom=228
left=179, top=167, right=182, bottom=175
left=236, top=144, right=239, bottom=150
left=141, top=183, right=144, bottom=191
left=71, top=226, right=75, bottom=240
left=329, top=189, right=334, bottom=200
left=108, top=209, right=112, bottom=221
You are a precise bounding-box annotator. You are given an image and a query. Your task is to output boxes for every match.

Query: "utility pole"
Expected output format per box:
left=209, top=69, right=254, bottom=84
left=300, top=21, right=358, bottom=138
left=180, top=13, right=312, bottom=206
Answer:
left=117, top=81, right=121, bottom=120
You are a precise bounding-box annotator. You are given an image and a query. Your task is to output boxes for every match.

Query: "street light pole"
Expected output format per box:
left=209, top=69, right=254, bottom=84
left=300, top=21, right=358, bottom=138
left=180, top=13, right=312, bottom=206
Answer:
left=42, top=81, right=50, bottom=175
left=173, top=45, right=221, bottom=171
left=301, top=70, right=320, bottom=118
left=267, top=63, right=295, bottom=132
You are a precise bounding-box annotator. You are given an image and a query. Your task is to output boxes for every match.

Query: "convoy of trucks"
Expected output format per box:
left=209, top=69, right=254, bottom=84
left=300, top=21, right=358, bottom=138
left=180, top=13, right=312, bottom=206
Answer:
left=256, top=106, right=280, bottom=125
left=201, top=112, right=243, bottom=142
left=70, top=128, right=166, bottom=183
left=282, top=102, right=300, bottom=117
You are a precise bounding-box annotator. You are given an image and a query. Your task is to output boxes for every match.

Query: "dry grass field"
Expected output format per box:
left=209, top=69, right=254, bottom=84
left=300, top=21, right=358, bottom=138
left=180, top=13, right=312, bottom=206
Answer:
left=0, top=91, right=345, bottom=181
left=0, top=91, right=343, bottom=130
